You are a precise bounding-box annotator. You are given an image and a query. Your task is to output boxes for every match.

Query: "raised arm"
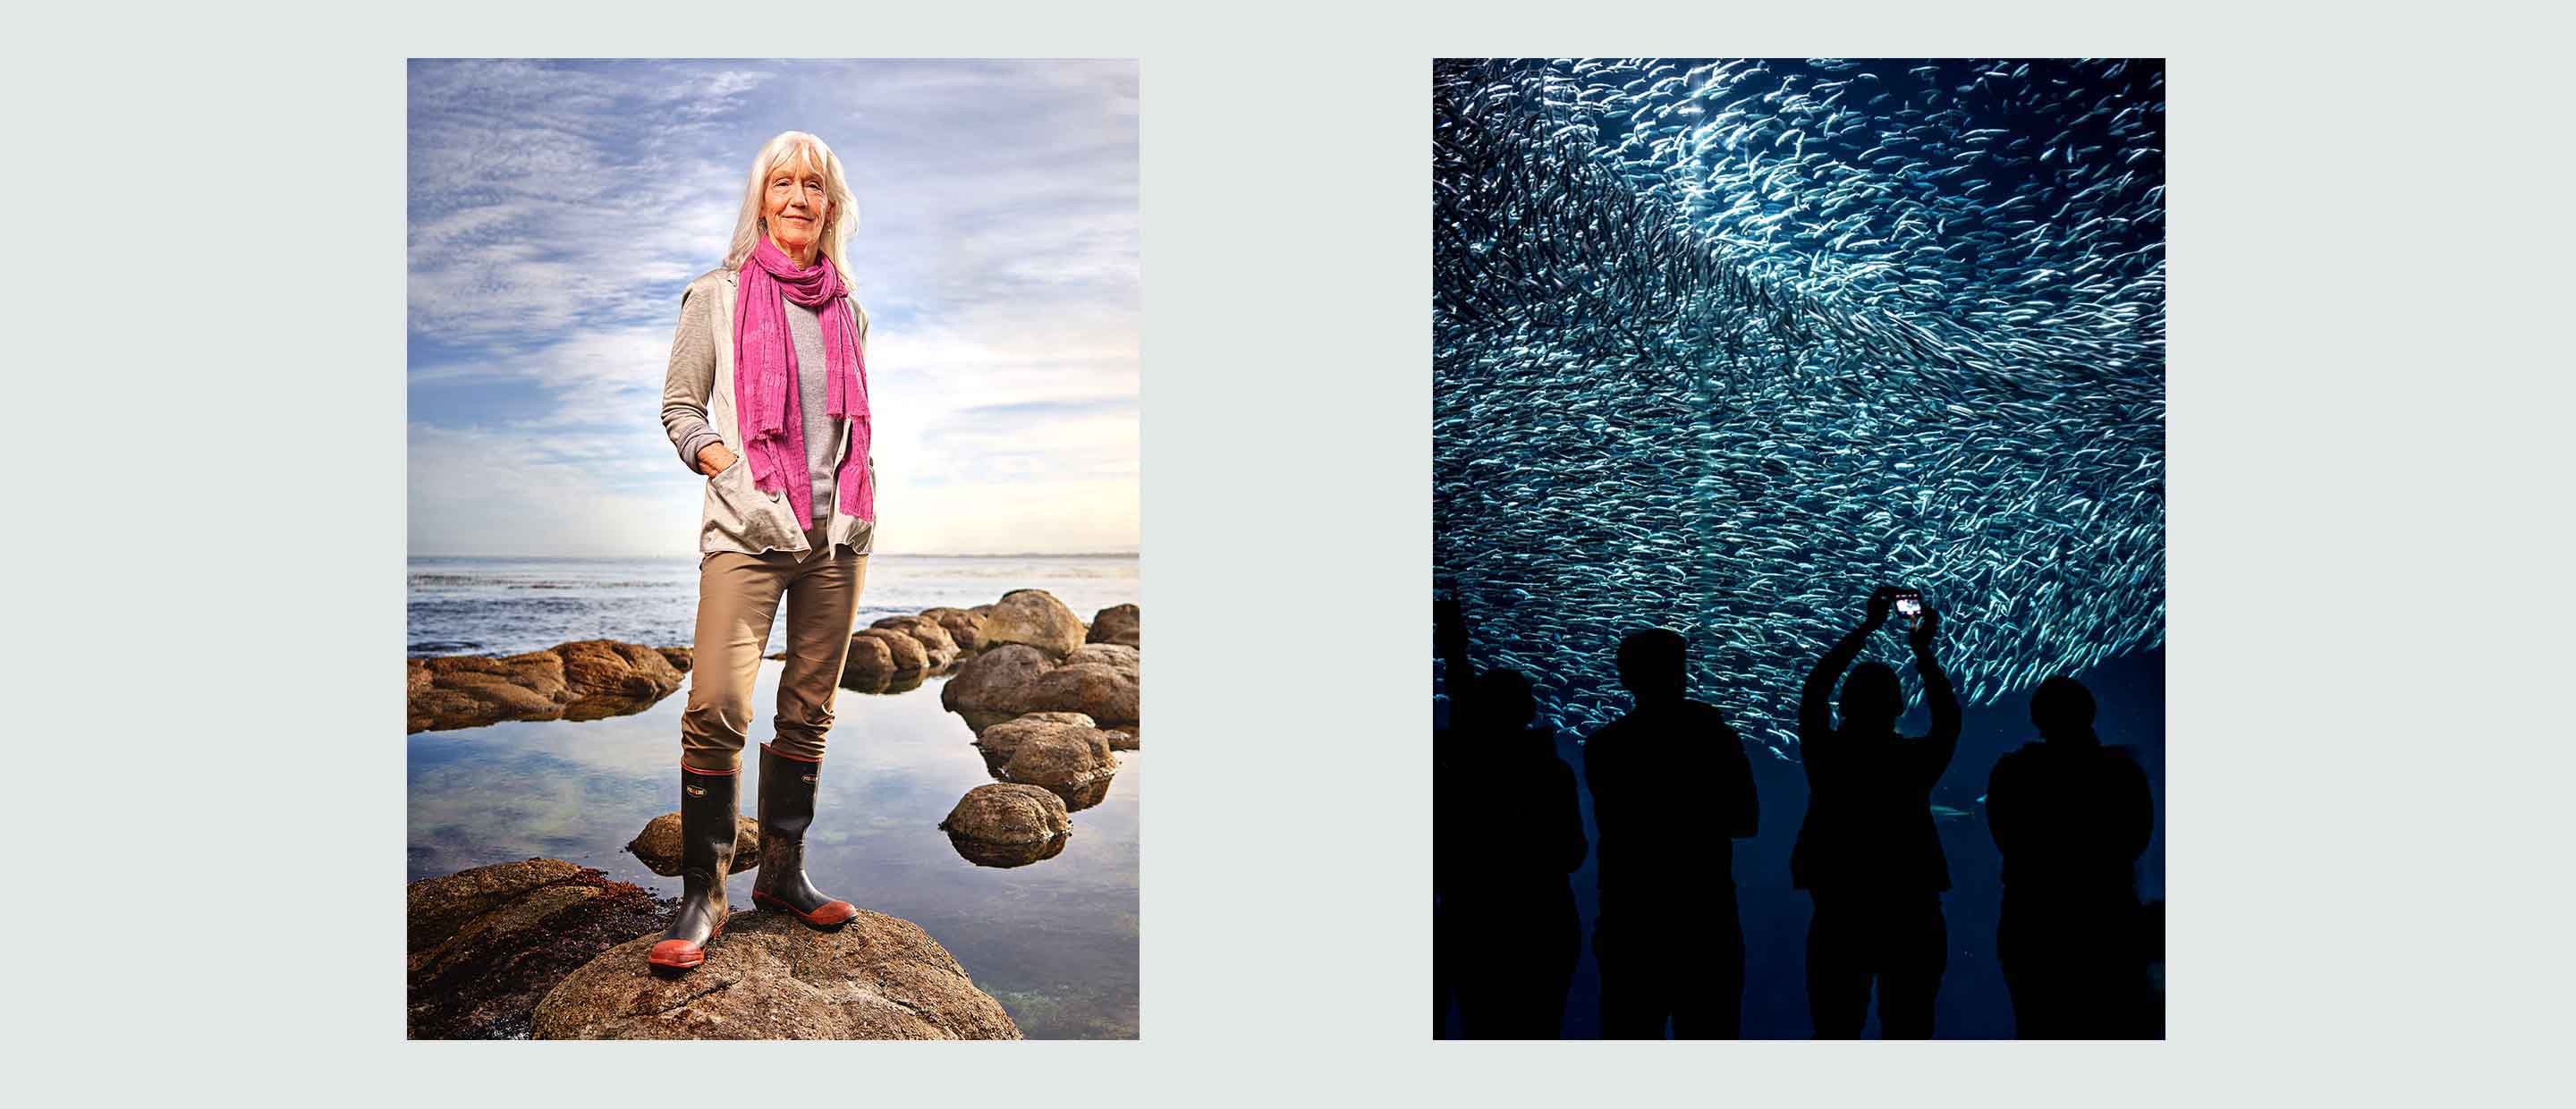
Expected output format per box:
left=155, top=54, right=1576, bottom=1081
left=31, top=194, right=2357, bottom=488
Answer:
left=1910, top=605, right=1960, bottom=781
left=661, top=284, right=725, bottom=475
left=1801, top=587, right=1895, bottom=744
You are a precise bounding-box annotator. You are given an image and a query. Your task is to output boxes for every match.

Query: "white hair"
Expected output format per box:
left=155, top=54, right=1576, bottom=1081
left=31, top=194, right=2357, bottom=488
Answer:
left=724, top=131, right=860, bottom=281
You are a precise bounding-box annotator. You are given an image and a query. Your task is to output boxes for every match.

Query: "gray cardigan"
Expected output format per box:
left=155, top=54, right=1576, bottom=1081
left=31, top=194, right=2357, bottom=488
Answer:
left=664, top=287, right=843, bottom=522
left=659, top=267, right=877, bottom=559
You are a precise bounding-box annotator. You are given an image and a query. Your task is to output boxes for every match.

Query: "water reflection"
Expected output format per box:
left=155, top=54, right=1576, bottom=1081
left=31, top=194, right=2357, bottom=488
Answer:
left=839, top=667, right=933, bottom=696
left=1044, top=777, right=1115, bottom=814
left=946, top=829, right=1073, bottom=868
left=407, top=661, right=1140, bottom=1039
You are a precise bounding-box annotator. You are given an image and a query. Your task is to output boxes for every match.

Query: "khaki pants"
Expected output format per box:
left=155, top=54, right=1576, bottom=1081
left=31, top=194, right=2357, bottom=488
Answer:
left=680, top=526, right=868, bottom=772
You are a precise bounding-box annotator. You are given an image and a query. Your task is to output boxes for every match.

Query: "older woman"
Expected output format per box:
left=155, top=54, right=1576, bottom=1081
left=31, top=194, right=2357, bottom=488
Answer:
left=650, top=131, right=876, bottom=971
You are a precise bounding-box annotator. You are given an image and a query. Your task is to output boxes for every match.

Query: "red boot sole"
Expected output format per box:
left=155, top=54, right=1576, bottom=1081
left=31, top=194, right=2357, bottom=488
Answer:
left=753, top=891, right=855, bottom=928
left=647, top=913, right=727, bottom=969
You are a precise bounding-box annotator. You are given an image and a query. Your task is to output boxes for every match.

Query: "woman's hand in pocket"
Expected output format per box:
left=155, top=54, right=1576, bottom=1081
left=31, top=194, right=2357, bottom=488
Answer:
left=696, top=443, right=737, bottom=476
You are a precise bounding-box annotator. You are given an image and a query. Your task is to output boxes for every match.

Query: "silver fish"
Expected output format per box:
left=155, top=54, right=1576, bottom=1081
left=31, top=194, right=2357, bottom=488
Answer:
left=1434, top=58, right=2165, bottom=755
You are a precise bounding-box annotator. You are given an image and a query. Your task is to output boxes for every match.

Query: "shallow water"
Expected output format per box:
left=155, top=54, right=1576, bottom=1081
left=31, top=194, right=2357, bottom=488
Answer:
left=408, top=660, right=1140, bottom=1039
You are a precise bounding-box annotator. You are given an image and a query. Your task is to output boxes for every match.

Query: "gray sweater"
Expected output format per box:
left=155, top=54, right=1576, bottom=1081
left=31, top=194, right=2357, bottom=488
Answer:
left=665, top=290, right=845, bottom=522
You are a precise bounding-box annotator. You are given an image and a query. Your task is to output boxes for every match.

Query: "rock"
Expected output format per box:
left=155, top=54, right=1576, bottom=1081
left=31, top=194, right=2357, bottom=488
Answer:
left=981, top=714, right=1118, bottom=800
left=974, top=712, right=1102, bottom=762
left=407, top=858, right=666, bottom=1039
left=1104, top=726, right=1139, bottom=751
left=938, top=783, right=1072, bottom=868
left=623, top=813, right=763, bottom=876
left=980, top=589, right=1086, bottom=660
left=657, top=647, right=693, bottom=673
left=958, top=708, right=1024, bottom=736
left=840, top=634, right=896, bottom=685
left=531, top=909, right=1021, bottom=1040
left=920, top=606, right=987, bottom=651
left=408, top=651, right=566, bottom=732
left=557, top=640, right=691, bottom=721
left=409, top=640, right=687, bottom=732
left=1065, top=642, right=1140, bottom=678
left=1086, top=604, right=1140, bottom=648
left=854, top=627, right=930, bottom=673
left=1028, top=663, right=1140, bottom=730
left=871, top=615, right=960, bottom=668
left=940, top=644, right=1054, bottom=725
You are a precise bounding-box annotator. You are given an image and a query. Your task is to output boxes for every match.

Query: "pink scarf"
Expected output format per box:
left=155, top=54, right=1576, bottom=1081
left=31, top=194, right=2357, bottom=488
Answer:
left=733, top=237, right=873, bottom=524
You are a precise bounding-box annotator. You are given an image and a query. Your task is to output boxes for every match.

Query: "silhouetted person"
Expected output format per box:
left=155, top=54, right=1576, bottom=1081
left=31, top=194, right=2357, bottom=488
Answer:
left=1436, top=592, right=1586, bottom=1038
left=1433, top=594, right=1469, bottom=1035
left=1987, top=675, right=2155, bottom=1038
left=1585, top=628, right=1758, bottom=1038
left=1793, top=588, right=1960, bottom=1038
left=1449, top=669, right=1587, bottom=1037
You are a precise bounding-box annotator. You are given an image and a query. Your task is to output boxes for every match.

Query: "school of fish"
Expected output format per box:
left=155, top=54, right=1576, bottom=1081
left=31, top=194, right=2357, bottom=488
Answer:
left=1433, top=58, right=2165, bottom=755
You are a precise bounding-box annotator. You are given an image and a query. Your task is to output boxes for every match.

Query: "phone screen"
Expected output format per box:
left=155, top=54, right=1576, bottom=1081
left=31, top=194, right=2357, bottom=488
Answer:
left=1894, top=595, right=1924, bottom=627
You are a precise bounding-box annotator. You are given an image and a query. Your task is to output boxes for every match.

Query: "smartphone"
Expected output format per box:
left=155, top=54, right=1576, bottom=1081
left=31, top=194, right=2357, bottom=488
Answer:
left=1893, top=590, right=1924, bottom=629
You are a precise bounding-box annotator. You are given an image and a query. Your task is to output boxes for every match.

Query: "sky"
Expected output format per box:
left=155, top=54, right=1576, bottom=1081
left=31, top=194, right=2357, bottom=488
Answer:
left=408, top=60, right=1139, bottom=556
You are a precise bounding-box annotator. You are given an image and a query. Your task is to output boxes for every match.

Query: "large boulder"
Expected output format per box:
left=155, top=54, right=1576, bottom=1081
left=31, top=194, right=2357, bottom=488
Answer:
left=1065, top=642, right=1140, bottom=679
left=407, top=858, right=666, bottom=1039
left=938, top=783, right=1072, bottom=868
left=979, top=712, right=1119, bottom=810
left=1028, top=664, right=1139, bottom=730
left=1086, top=604, right=1140, bottom=648
left=556, top=640, right=690, bottom=716
left=871, top=615, right=960, bottom=669
left=974, top=712, right=1103, bottom=762
left=409, top=652, right=566, bottom=732
left=1002, top=732, right=1116, bottom=792
left=979, top=589, right=1086, bottom=660
left=941, top=644, right=1053, bottom=724
left=531, top=909, right=1021, bottom=1040
left=920, top=606, right=987, bottom=651
left=410, top=640, right=687, bottom=732
left=623, top=812, right=763, bottom=876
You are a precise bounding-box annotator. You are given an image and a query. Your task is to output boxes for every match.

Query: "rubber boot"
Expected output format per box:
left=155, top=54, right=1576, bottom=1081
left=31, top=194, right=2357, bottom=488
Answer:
left=647, top=764, right=738, bottom=969
left=750, top=743, right=858, bottom=927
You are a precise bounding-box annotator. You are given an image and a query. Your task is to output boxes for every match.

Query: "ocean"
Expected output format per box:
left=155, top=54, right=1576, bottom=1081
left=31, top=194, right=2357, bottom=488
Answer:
left=409, top=554, right=1140, bottom=656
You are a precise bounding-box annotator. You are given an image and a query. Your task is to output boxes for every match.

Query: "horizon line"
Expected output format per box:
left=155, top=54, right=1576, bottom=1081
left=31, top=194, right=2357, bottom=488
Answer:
left=409, top=550, right=1141, bottom=560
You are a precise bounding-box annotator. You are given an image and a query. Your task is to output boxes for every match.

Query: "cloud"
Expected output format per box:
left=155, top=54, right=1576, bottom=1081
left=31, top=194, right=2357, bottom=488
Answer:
left=409, top=59, right=1138, bottom=556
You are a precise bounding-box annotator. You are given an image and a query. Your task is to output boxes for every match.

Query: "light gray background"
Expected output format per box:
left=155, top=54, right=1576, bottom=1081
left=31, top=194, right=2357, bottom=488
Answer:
left=3, top=2, right=2566, bottom=1105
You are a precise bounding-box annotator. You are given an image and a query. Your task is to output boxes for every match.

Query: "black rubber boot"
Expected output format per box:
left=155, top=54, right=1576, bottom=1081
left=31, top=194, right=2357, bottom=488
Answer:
left=750, top=743, right=857, bottom=927
left=647, top=764, right=738, bottom=969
